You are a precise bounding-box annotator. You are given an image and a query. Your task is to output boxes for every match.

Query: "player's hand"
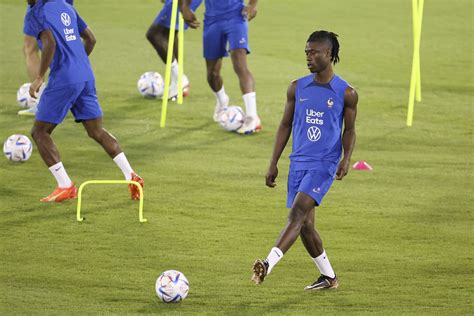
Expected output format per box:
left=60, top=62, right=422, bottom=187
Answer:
left=336, top=159, right=350, bottom=180
left=242, top=4, right=257, bottom=21
left=265, top=164, right=278, bottom=188
left=29, top=77, right=44, bottom=99
left=182, top=7, right=200, bottom=28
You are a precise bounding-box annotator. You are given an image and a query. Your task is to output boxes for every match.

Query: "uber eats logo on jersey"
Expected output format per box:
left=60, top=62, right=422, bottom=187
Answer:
left=61, top=13, right=77, bottom=42
left=306, top=109, right=324, bottom=142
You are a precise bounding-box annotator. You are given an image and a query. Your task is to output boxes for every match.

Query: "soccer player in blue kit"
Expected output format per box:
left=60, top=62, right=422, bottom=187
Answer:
left=18, top=0, right=75, bottom=116
left=251, top=31, right=358, bottom=290
left=146, top=0, right=203, bottom=98
left=181, top=0, right=261, bottom=134
left=25, top=0, right=144, bottom=202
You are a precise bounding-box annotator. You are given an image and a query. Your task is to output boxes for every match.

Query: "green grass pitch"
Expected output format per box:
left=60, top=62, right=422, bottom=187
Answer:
left=0, top=0, right=472, bottom=314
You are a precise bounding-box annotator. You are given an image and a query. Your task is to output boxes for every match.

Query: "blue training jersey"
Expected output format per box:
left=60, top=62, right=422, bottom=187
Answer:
left=289, top=74, right=349, bottom=171
left=24, top=0, right=86, bottom=49
left=24, top=0, right=94, bottom=87
left=204, top=0, right=244, bottom=21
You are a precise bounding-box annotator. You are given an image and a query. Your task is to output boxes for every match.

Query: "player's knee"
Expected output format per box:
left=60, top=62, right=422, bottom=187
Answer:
left=207, top=70, right=219, bottom=84
left=86, top=128, right=102, bottom=141
left=31, top=126, right=47, bottom=140
left=146, top=28, right=155, bottom=43
left=288, top=204, right=306, bottom=224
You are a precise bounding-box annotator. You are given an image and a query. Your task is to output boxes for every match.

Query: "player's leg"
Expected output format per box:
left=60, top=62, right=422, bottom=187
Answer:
left=74, top=81, right=144, bottom=200
left=227, top=18, right=260, bottom=134
left=147, top=6, right=189, bottom=99
left=206, top=58, right=230, bottom=121
left=300, top=208, right=338, bottom=290
left=251, top=192, right=315, bottom=284
left=203, top=20, right=229, bottom=120
left=31, top=85, right=81, bottom=202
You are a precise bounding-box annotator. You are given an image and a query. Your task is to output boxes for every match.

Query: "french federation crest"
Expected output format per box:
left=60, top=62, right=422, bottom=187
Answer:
left=327, top=98, right=334, bottom=108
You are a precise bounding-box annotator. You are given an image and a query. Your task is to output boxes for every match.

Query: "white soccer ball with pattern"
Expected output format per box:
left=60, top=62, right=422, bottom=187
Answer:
left=17, top=83, right=37, bottom=108
left=218, top=106, right=245, bottom=131
left=155, top=270, right=189, bottom=303
left=3, top=134, right=33, bottom=162
left=137, top=72, right=164, bottom=98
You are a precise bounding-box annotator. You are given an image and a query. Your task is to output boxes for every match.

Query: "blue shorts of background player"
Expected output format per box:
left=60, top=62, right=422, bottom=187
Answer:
left=286, top=161, right=338, bottom=208
left=154, top=0, right=202, bottom=30
left=36, top=81, right=103, bottom=125
left=203, top=14, right=249, bottom=59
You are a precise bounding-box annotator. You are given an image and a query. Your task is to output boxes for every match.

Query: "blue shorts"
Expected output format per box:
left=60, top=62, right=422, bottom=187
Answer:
left=286, top=162, right=338, bottom=208
left=36, top=81, right=103, bottom=124
left=203, top=15, right=250, bottom=59
left=154, top=0, right=202, bottom=30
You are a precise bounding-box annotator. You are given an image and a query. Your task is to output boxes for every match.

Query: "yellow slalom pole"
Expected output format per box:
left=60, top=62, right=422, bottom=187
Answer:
left=415, top=0, right=424, bottom=102
left=76, top=180, right=146, bottom=223
left=177, top=13, right=184, bottom=105
left=407, top=0, right=424, bottom=127
left=160, top=0, right=179, bottom=128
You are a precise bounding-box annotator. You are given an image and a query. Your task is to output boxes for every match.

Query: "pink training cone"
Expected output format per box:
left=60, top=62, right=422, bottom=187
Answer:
left=352, top=161, right=373, bottom=171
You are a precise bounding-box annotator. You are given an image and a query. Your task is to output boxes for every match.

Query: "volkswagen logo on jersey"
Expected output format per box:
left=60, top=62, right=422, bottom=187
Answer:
left=307, top=126, right=321, bottom=142
left=61, top=13, right=71, bottom=26
left=327, top=98, right=334, bottom=108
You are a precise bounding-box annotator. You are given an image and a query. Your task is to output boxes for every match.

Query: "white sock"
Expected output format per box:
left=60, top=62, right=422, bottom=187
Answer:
left=171, top=59, right=179, bottom=81
left=265, top=247, right=283, bottom=274
left=113, top=152, right=134, bottom=180
left=213, top=86, right=229, bottom=107
left=48, top=162, right=73, bottom=188
left=242, top=92, right=257, bottom=118
left=312, top=250, right=336, bottom=278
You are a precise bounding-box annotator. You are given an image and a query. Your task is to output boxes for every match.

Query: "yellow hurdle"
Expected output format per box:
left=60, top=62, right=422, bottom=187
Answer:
left=76, top=180, right=147, bottom=223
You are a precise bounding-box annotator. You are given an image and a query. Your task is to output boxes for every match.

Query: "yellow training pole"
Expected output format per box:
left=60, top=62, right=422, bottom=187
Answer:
left=415, top=0, right=424, bottom=102
left=177, top=13, right=184, bottom=105
left=407, top=0, right=424, bottom=127
left=76, top=180, right=146, bottom=223
left=160, top=0, right=179, bottom=128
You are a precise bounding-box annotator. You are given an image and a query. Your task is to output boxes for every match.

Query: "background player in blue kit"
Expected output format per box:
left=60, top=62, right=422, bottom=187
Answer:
left=146, top=0, right=202, bottom=98
left=181, top=0, right=261, bottom=134
left=18, top=0, right=76, bottom=116
left=251, top=31, right=358, bottom=290
left=25, top=0, right=143, bottom=202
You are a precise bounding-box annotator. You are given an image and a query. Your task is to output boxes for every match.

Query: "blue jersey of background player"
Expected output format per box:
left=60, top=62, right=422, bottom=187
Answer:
left=251, top=31, right=358, bottom=291
left=19, top=0, right=79, bottom=116
left=146, top=0, right=203, bottom=99
left=182, top=0, right=261, bottom=135
left=25, top=0, right=143, bottom=203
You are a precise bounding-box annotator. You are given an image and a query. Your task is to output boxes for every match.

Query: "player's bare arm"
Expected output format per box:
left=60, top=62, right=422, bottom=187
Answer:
left=29, top=30, right=55, bottom=99
left=242, top=0, right=258, bottom=21
left=80, top=27, right=96, bottom=56
left=336, top=86, right=358, bottom=180
left=180, top=0, right=200, bottom=28
left=23, top=35, right=41, bottom=81
left=266, top=80, right=296, bottom=188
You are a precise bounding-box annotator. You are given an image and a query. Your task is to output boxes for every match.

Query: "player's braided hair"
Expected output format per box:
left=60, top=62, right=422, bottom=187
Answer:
left=307, top=30, right=340, bottom=64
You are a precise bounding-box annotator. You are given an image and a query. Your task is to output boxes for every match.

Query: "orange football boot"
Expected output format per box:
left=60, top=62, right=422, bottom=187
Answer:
left=40, top=184, right=78, bottom=202
left=129, top=173, right=144, bottom=200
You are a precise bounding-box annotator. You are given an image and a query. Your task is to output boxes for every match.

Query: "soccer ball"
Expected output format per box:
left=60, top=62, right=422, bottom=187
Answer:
left=137, top=72, right=164, bottom=98
left=155, top=270, right=189, bottom=303
left=17, top=83, right=36, bottom=108
left=218, top=106, right=245, bottom=131
left=3, top=134, right=33, bottom=162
